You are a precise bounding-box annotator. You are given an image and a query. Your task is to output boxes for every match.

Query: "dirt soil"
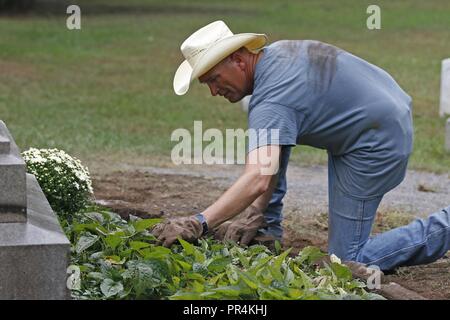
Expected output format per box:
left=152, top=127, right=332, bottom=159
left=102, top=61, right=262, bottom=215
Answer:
left=92, top=168, right=450, bottom=300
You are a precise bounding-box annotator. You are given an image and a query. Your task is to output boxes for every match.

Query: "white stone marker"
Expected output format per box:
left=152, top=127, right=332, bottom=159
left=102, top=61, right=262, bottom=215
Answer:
left=240, top=95, right=251, bottom=113
left=440, top=58, right=450, bottom=117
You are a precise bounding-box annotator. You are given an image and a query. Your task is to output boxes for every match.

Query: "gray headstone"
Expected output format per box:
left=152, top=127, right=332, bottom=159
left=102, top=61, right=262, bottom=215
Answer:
left=0, top=121, right=27, bottom=223
left=440, top=58, right=450, bottom=117
left=0, top=174, right=71, bottom=299
left=0, top=120, right=71, bottom=299
left=0, top=135, right=10, bottom=154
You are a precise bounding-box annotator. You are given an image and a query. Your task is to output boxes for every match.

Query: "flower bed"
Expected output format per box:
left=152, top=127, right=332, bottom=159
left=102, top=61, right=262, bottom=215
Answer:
left=63, top=208, right=383, bottom=300
left=23, top=147, right=383, bottom=300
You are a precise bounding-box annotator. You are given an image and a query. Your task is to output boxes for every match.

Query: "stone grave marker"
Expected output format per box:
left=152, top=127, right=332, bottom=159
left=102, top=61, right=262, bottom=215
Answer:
left=0, top=120, right=71, bottom=299
left=440, top=59, right=450, bottom=151
left=440, top=58, right=450, bottom=117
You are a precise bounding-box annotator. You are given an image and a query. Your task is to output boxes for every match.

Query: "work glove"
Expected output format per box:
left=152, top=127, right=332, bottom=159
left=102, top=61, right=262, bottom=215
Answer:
left=152, top=216, right=203, bottom=247
left=213, top=205, right=267, bottom=246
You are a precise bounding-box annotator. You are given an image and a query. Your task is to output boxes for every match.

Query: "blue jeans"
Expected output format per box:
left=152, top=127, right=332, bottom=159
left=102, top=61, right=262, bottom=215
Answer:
left=328, top=161, right=450, bottom=271
left=263, top=147, right=450, bottom=271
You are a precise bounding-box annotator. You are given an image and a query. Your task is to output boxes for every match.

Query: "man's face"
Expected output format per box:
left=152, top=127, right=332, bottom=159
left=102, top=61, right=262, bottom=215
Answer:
left=198, top=56, right=248, bottom=103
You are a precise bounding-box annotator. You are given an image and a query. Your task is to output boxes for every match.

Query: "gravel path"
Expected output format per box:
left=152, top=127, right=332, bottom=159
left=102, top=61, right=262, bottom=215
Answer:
left=120, top=163, right=450, bottom=220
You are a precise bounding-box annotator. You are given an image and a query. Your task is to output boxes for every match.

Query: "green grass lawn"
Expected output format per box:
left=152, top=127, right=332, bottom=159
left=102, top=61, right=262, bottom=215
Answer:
left=1, top=0, right=449, bottom=172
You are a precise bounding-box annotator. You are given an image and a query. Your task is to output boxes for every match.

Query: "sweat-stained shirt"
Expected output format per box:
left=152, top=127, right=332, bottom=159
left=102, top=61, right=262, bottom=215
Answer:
left=248, top=40, right=413, bottom=199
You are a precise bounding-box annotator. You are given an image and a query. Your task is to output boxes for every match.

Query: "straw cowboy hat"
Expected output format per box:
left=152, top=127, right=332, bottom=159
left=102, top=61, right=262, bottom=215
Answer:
left=173, top=20, right=268, bottom=95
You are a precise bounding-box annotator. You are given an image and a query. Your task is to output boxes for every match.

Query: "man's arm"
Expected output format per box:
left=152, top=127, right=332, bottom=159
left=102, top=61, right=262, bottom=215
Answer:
left=201, top=145, right=281, bottom=228
left=152, top=145, right=281, bottom=247
left=251, top=171, right=279, bottom=213
left=210, top=170, right=278, bottom=244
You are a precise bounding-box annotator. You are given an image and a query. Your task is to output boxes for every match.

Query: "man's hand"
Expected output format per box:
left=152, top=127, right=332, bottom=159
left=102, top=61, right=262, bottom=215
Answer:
left=152, top=216, right=203, bottom=247
left=213, top=205, right=266, bottom=246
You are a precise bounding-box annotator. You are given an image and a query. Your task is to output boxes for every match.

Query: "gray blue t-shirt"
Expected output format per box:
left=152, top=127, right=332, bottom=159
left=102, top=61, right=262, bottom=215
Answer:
left=248, top=40, right=413, bottom=198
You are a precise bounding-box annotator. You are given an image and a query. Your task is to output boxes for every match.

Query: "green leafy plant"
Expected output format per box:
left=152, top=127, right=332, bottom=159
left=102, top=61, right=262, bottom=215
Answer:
left=63, top=207, right=384, bottom=300
left=22, top=148, right=93, bottom=216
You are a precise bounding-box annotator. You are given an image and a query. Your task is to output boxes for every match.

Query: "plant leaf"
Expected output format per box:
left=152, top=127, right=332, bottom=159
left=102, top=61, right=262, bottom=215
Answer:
left=75, top=233, right=99, bottom=254
left=330, top=262, right=352, bottom=282
left=105, top=255, right=126, bottom=265
left=298, top=246, right=326, bottom=265
left=207, top=256, right=232, bottom=273
left=134, top=218, right=162, bottom=232
left=129, top=241, right=151, bottom=251
left=100, top=278, right=124, bottom=298
left=169, top=291, right=203, bottom=300
left=211, top=285, right=242, bottom=297
left=176, top=259, right=192, bottom=272
left=274, top=248, right=292, bottom=270
left=104, top=235, right=123, bottom=250
left=274, top=240, right=282, bottom=255
left=237, top=270, right=258, bottom=290
left=84, top=212, right=104, bottom=224
left=178, top=238, right=194, bottom=255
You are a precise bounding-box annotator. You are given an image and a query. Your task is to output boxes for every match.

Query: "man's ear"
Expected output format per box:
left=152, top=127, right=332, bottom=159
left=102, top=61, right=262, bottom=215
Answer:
left=230, top=52, right=246, bottom=71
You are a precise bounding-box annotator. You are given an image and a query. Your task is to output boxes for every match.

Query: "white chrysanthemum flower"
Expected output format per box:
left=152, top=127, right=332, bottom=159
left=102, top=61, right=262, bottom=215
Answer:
left=22, top=148, right=93, bottom=214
